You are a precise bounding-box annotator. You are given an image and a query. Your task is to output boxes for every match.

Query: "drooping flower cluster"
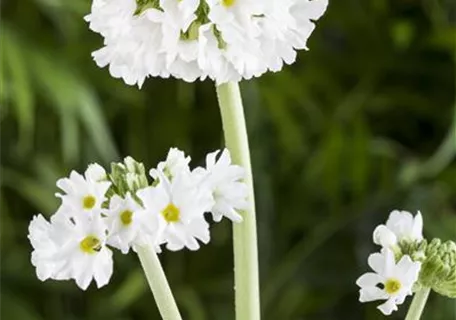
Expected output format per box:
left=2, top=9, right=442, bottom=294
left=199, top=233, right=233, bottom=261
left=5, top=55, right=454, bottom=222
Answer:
left=85, top=0, right=328, bottom=87
left=28, top=148, right=247, bottom=290
left=356, top=210, right=456, bottom=315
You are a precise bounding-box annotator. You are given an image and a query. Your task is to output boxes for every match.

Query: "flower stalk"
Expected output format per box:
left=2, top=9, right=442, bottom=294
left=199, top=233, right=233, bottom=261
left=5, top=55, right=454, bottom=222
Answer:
left=216, top=82, right=261, bottom=320
left=405, top=288, right=431, bottom=320
left=136, top=245, right=182, bottom=320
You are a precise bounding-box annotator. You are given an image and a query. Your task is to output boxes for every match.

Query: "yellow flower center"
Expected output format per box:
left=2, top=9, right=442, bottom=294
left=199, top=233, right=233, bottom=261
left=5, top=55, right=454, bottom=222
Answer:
left=120, top=210, right=133, bottom=226
left=83, top=195, right=96, bottom=210
left=384, top=278, right=402, bottom=294
left=80, top=235, right=102, bottom=254
left=222, top=0, right=235, bottom=7
left=161, top=203, right=180, bottom=223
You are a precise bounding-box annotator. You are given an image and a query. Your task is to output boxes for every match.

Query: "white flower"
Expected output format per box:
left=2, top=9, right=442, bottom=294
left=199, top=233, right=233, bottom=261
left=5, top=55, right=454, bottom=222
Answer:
left=196, top=149, right=247, bottom=222
left=28, top=215, right=68, bottom=282
left=198, top=23, right=240, bottom=83
left=88, top=0, right=168, bottom=87
left=86, top=0, right=328, bottom=86
left=85, top=0, right=138, bottom=41
left=136, top=170, right=213, bottom=251
left=156, top=147, right=191, bottom=179
left=55, top=168, right=111, bottom=219
left=28, top=214, right=113, bottom=290
left=356, top=249, right=421, bottom=315
left=105, top=193, right=143, bottom=254
left=145, top=0, right=202, bottom=82
left=373, top=210, right=423, bottom=248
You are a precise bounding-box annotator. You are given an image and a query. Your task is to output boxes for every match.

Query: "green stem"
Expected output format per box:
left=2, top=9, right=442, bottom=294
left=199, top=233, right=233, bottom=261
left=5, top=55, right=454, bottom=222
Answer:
left=405, top=288, right=431, bottom=320
left=136, top=245, right=182, bottom=320
left=215, top=82, right=261, bottom=320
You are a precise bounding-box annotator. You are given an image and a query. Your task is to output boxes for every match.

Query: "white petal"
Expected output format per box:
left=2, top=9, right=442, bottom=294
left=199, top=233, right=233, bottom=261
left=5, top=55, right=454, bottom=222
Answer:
left=93, top=248, right=114, bottom=288
left=412, top=211, right=424, bottom=241
left=368, top=249, right=395, bottom=276
left=85, top=163, right=106, bottom=182
left=377, top=298, right=398, bottom=315
left=356, top=273, right=383, bottom=287
left=394, top=255, right=421, bottom=285
left=359, top=287, right=388, bottom=303
left=373, top=225, right=397, bottom=248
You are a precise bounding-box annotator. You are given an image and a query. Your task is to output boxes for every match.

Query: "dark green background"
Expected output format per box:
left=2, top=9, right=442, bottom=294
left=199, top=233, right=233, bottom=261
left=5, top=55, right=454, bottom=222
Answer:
left=1, top=0, right=455, bottom=319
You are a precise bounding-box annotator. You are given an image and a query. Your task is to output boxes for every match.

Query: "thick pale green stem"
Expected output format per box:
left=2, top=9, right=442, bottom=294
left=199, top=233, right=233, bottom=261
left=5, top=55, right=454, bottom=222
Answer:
left=136, top=245, right=182, bottom=320
left=216, top=82, right=260, bottom=320
left=405, top=288, right=431, bottom=320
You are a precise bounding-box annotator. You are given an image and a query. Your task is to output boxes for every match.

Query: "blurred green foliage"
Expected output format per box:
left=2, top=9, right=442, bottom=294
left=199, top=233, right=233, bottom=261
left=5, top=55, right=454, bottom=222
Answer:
left=1, top=0, right=455, bottom=319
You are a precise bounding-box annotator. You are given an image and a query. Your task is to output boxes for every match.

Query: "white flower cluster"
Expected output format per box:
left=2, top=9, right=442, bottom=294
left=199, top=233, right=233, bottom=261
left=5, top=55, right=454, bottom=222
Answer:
left=356, top=210, right=423, bottom=315
left=85, top=0, right=328, bottom=87
left=28, top=148, right=247, bottom=290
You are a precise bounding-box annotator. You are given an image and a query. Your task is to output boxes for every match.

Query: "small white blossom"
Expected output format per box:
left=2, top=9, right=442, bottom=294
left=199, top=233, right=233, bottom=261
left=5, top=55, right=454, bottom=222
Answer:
left=105, top=193, right=143, bottom=254
left=356, top=249, right=421, bottom=315
left=196, top=149, right=247, bottom=223
left=156, top=147, right=191, bottom=179
left=29, top=214, right=113, bottom=290
left=28, top=215, right=68, bottom=282
left=55, top=168, right=111, bottom=219
left=373, top=210, right=423, bottom=249
left=136, top=170, right=213, bottom=251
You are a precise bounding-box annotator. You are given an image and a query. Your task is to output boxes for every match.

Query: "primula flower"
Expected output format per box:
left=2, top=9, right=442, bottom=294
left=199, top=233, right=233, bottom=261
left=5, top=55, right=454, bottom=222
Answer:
left=29, top=214, right=113, bottom=290
left=28, top=215, right=68, bottom=282
left=157, top=147, right=191, bottom=180
left=105, top=193, right=143, bottom=254
left=85, top=0, right=329, bottom=87
left=373, top=210, right=423, bottom=249
left=356, top=249, right=421, bottom=315
left=136, top=170, right=213, bottom=251
left=55, top=167, right=111, bottom=219
left=195, top=149, right=247, bottom=223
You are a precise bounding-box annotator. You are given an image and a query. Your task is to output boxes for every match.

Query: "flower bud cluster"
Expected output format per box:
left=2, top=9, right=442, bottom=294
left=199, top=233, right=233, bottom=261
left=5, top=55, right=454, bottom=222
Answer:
left=401, top=238, right=456, bottom=298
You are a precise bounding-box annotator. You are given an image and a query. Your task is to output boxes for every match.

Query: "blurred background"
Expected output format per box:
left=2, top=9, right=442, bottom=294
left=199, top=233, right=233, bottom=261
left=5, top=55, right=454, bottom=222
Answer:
left=1, top=0, right=455, bottom=319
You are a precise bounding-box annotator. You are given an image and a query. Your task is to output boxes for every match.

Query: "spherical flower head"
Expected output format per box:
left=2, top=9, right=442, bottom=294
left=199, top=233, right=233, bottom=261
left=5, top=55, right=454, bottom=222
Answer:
left=156, top=147, right=191, bottom=180
left=356, top=249, right=421, bottom=315
left=86, top=0, right=328, bottom=86
left=29, top=214, right=113, bottom=290
left=195, top=149, right=247, bottom=223
left=136, top=169, right=214, bottom=251
left=373, top=210, right=423, bottom=249
left=105, top=193, right=143, bottom=254
left=55, top=167, right=111, bottom=219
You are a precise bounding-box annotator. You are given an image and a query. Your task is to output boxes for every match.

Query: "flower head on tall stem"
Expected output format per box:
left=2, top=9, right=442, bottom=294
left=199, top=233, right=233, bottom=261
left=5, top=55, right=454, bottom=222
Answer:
left=85, top=0, right=328, bottom=87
